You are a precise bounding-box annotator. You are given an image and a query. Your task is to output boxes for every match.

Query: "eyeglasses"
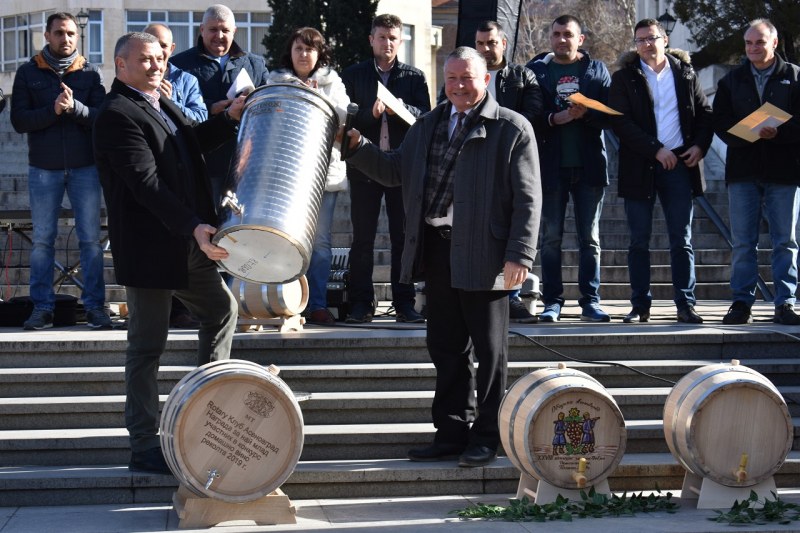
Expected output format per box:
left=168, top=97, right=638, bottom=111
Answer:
left=634, top=35, right=662, bottom=45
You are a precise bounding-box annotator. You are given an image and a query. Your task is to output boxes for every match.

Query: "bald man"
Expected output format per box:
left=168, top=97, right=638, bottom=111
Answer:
left=143, top=23, right=207, bottom=122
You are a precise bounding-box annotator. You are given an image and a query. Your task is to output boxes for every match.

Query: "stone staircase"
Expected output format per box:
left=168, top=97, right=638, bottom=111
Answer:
left=1, top=323, right=800, bottom=506
left=0, top=101, right=782, bottom=308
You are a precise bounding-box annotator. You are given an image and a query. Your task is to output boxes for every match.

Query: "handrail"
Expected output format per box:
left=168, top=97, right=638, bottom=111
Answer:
left=695, top=196, right=773, bottom=302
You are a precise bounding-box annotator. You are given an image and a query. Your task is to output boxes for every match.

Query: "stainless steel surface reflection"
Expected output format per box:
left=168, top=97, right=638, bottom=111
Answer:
left=213, top=83, right=339, bottom=283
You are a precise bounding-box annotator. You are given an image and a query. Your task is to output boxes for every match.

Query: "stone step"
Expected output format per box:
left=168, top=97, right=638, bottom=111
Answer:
left=4, top=384, right=800, bottom=430
left=5, top=418, right=799, bottom=466
left=549, top=264, right=776, bottom=283
left=2, top=358, right=799, bottom=397
left=1, top=321, right=798, bottom=368
left=0, top=453, right=776, bottom=507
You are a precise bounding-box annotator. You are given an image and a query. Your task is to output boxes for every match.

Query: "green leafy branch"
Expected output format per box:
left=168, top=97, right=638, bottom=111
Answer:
left=710, top=491, right=800, bottom=525
left=451, top=487, right=679, bottom=522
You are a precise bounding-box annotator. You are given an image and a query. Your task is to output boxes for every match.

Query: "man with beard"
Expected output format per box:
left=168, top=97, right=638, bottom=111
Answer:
left=10, top=12, right=110, bottom=330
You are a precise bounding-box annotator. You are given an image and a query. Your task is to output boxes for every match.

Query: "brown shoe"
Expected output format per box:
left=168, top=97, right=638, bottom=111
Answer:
left=308, top=308, right=336, bottom=325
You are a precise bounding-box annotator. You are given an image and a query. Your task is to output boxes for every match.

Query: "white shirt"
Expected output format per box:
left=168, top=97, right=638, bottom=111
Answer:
left=640, top=58, right=683, bottom=151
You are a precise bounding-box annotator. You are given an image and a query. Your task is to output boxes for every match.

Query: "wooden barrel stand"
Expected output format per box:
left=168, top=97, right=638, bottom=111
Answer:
left=173, top=486, right=296, bottom=529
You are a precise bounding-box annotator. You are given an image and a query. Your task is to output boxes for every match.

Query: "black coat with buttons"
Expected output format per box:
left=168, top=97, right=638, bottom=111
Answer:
left=93, top=79, right=237, bottom=289
left=609, top=50, right=713, bottom=200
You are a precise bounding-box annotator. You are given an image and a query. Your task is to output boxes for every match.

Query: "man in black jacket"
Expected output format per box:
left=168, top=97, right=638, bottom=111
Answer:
left=10, top=12, right=110, bottom=330
left=475, top=20, right=543, bottom=323
left=94, top=32, right=244, bottom=474
left=341, top=14, right=431, bottom=324
left=713, top=19, right=800, bottom=325
left=609, top=18, right=712, bottom=324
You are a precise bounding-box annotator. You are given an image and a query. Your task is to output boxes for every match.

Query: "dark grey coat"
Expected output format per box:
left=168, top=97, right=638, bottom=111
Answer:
left=347, top=94, right=541, bottom=291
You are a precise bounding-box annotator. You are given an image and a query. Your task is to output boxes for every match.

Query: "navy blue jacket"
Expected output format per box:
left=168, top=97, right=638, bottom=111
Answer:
left=171, top=38, right=269, bottom=179
left=11, top=52, right=105, bottom=170
left=526, top=50, right=611, bottom=191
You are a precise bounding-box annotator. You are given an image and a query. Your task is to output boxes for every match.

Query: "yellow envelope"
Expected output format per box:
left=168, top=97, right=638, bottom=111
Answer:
left=567, top=92, right=622, bottom=115
left=727, top=102, right=792, bottom=143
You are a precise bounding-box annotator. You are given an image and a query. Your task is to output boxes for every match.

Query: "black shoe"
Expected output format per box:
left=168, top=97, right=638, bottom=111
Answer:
left=23, top=308, right=54, bottom=330
left=129, top=446, right=172, bottom=475
left=509, top=297, right=537, bottom=323
left=458, top=444, right=497, bottom=467
left=774, top=303, right=800, bottom=325
left=395, top=304, right=425, bottom=323
left=623, top=306, right=650, bottom=323
left=723, top=301, right=752, bottom=325
left=346, top=302, right=374, bottom=324
left=407, top=442, right=465, bottom=462
left=677, top=305, right=703, bottom=324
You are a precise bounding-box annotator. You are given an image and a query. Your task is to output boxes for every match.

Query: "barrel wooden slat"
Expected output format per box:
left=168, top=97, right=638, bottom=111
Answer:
left=500, top=367, right=626, bottom=490
left=160, top=360, right=304, bottom=502
left=663, top=362, right=792, bottom=487
left=230, top=276, right=308, bottom=319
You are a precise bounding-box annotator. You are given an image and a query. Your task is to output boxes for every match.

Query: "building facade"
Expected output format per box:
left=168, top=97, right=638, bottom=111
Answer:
left=0, top=1, right=436, bottom=100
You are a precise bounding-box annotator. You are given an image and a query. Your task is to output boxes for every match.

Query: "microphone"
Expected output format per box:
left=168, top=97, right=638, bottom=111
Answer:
left=340, top=102, right=359, bottom=161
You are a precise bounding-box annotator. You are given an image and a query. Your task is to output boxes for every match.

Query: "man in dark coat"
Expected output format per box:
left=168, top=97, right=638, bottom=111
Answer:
left=171, top=4, right=268, bottom=202
left=609, top=18, right=713, bottom=324
left=344, top=47, right=541, bottom=468
left=94, top=31, right=245, bottom=474
left=713, top=19, right=800, bottom=325
left=341, top=13, right=431, bottom=324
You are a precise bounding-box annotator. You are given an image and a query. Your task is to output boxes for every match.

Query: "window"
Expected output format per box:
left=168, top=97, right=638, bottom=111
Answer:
left=84, top=10, right=103, bottom=65
left=0, top=10, right=103, bottom=72
left=1, top=12, right=48, bottom=72
left=126, top=10, right=271, bottom=57
left=400, top=24, right=415, bottom=66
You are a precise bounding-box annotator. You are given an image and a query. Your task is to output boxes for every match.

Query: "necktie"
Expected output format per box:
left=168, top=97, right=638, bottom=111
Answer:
left=450, top=112, right=465, bottom=143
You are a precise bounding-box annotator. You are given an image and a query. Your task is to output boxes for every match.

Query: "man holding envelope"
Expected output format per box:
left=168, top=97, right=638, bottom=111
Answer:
left=526, top=14, right=612, bottom=323
left=171, top=4, right=268, bottom=202
left=713, top=18, right=800, bottom=325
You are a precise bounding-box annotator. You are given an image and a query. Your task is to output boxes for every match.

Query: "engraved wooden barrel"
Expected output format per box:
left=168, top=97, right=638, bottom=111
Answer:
left=499, top=364, right=626, bottom=489
left=663, top=360, right=792, bottom=487
left=160, top=360, right=304, bottom=502
left=229, top=276, right=309, bottom=319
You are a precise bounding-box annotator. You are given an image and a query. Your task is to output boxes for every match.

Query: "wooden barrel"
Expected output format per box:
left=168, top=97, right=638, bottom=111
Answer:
left=499, top=364, right=626, bottom=489
left=160, top=359, right=304, bottom=502
left=663, top=360, right=792, bottom=487
left=229, top=276, right=308, bottom=319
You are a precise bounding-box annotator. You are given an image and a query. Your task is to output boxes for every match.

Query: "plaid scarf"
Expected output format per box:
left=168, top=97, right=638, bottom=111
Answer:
left=424, top=104, right=482, bottom=218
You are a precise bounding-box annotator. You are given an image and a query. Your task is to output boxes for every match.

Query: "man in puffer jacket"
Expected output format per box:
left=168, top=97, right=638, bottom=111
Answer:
left=11, top=12, right=110, bottom=330
left=609, top=18, right=713, bottom=325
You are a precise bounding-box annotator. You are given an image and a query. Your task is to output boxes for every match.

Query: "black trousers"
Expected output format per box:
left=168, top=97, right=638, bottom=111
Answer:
left=348, top=178, right=415, bottom=306
left=423, top=225, right=508, bottom=449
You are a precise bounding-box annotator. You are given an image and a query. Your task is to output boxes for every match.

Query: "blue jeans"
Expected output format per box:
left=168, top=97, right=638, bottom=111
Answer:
left=728, top=181, right=799, bottom=306
left=624, top=162, right=696, bottom=310
left=306, top=191, right=338, bottom=311
left=28, top=165, right=105, bottom=311
left=540, top=168, right=604, bottom=307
